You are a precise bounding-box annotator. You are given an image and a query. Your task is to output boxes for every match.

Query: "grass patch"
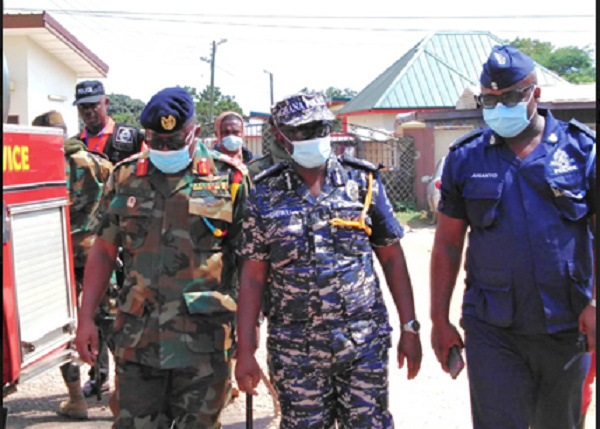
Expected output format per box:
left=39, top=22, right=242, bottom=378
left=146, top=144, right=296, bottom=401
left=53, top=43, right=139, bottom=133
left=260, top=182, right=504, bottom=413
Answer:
left=394, top=210, right=431, bottom=228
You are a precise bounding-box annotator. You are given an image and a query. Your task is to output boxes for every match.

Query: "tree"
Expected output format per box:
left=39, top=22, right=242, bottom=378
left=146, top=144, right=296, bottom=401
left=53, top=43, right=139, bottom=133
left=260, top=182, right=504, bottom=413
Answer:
left=509, top=38, right=595, bottom=84
left=181, top=85, right=244, bottom=129
left=106, top=93, right=145, bottom=128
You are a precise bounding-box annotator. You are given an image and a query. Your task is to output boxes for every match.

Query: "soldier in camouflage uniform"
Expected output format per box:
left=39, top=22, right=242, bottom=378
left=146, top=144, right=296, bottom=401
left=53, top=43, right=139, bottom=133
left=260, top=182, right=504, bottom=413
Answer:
left=235, top=93, right=422, bottom=428
left=75, top=88, right=248, bottom=428
left=32, top=111, right=113, bottom=420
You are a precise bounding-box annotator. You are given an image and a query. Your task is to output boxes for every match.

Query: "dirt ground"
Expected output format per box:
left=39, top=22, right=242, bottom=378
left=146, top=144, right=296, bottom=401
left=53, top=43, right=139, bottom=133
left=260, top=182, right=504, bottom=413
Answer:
left=3, top=225, right=596, bottom=428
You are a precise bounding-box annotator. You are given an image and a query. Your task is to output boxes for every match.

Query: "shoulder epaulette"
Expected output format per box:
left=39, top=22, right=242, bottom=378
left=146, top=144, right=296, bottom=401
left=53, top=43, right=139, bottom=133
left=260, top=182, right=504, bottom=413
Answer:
left=449, top=129, right=484, bottom=151
left=568, top=119, right=596, bottom=140
left=114, top=151, right=146, bottom=170
left=339, top=155, right=380, bottom=172
left=254, top=161, right=288, bottom=183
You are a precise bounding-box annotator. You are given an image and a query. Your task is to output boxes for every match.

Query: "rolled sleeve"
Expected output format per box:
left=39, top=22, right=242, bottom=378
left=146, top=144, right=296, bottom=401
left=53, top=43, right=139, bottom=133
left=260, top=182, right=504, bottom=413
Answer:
left=236, top=189, right=270, bottom=261
left=369, top=175, right=404, bottom=247
left=437, top=151, right=467, bottom=220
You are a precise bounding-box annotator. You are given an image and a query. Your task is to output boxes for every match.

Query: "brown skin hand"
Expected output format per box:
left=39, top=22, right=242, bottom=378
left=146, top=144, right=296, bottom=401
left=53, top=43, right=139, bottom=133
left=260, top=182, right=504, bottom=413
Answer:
left=480, top=72, right=545, bottom=159
left=430, top=212, right=468, bottom=373
left=77, top=96, right=109, bottom=135
left=234, top=259, right=268, bottom=395
left=374, top=242, right=422, bottom=379
left=74, top=236, right=118, bottom=365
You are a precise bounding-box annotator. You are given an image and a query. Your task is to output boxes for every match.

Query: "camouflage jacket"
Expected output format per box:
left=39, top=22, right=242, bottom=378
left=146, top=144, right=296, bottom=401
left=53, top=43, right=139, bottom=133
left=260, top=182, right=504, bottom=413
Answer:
left=237, top=155, right=403, bottom=346
left=64, top=138, right=113, bottom=268
left=92, top=142, right=248, bottom=368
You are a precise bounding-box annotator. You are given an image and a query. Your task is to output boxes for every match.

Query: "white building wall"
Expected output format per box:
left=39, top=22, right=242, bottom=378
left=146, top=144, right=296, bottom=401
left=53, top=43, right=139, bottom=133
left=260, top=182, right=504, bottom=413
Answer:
left=3, top=35, right=29, bottom=123
left=26, top=38, right=79, bottom=136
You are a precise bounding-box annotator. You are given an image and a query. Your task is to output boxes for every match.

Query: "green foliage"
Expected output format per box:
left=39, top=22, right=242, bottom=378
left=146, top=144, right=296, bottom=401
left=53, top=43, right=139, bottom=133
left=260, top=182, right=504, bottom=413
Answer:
left=181, top=85, right=244, bottom=129
left=106, top=93, right=145, bottom=128
left=509, top=38, right=595, bottom=83
left=393, top=200, right=415, bottom=212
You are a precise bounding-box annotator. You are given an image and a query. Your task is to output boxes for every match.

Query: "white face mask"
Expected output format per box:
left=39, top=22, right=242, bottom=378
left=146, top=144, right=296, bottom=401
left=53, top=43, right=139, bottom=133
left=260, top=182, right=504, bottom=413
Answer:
left=290, top=136, right=332, bottom=169
left=221, top=135, right=243, bottom=151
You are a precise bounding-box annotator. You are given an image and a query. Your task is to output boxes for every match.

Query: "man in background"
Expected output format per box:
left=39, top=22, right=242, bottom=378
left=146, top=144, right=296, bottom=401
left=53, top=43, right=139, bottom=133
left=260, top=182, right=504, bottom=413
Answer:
left=32, top=110, right=113, bottom=420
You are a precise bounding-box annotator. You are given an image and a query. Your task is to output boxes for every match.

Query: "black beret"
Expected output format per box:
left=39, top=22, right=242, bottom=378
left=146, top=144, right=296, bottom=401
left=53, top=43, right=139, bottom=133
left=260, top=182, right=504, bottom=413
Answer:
left=140, top=87, right=195, bottom=133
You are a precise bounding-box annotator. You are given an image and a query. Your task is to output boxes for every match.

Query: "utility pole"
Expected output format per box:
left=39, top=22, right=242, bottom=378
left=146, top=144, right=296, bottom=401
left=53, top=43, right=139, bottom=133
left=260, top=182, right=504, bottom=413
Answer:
left=200, top=39, right=227, bottom=124
left=263, top=69, right=274, bottom=106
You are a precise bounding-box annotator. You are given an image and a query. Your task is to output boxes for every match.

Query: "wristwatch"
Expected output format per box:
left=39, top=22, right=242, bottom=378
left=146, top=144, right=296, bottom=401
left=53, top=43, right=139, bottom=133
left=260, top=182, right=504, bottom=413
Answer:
left=589, top=298, right=596, bottom=308
left=401, top=319, right=420, bottom=334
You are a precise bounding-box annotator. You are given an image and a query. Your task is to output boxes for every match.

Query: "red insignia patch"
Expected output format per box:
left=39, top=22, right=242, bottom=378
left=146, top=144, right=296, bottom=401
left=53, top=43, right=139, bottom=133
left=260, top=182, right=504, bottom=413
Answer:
left=197, top=158, right=210, bottom=176
left=136, top=158, right=148, bottom=176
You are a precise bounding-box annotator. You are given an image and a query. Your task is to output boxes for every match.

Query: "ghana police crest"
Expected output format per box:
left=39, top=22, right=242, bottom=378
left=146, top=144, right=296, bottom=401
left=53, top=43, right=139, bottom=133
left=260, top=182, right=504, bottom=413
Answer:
left=116, top=127, right=133, bottom=144
left=345, top=180, right=359, bottom=201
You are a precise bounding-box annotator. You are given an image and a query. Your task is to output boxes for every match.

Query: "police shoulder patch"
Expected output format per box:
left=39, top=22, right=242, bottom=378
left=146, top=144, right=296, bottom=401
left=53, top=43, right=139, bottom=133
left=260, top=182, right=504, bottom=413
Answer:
left=449, top=129, right=484, bottom=151
left=568, top=119, right=596, bottom=140
left=254, top=161, right=288, bottom=183
left=339, top=155, right=380, bottom=172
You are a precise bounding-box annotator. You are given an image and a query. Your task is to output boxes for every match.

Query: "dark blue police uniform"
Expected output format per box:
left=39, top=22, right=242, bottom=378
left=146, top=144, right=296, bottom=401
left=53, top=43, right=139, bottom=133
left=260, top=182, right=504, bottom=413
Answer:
left=439, top=108, right=595, bottom=428
left=238, top=155, right=402, bottom=428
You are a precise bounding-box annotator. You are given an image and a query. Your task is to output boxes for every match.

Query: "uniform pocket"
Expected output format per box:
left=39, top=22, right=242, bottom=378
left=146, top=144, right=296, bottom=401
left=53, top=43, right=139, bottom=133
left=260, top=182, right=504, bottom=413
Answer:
left=332, top=204, right=371, bottom=256
left=466, top=268, right=514, bottom=327
left=182, top=318, right=233, bottom=354
left=549, top=186, right=589, bottom=221
left=109, top=191, right=155, bottom=250
left=463, top=179, right=503, bottom=228
left=267, top=212, right=307, bottom=269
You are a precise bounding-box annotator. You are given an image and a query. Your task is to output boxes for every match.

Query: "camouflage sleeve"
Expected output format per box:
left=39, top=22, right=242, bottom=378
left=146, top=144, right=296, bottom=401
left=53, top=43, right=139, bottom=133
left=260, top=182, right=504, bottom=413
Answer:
left=69, top=153, right=108, bottom=234
left=90, top=169, right=121, bottom=246
left=235, top=188, right=269, bottom=261
left=369, top=174, right=404, bottom=247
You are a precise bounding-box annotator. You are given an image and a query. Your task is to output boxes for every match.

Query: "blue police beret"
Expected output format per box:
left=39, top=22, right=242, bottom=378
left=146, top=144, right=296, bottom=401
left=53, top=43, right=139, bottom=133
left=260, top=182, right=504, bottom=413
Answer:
left=140, top=87, right=195, bottom=133
left=480, top=45, right=535, bottom=90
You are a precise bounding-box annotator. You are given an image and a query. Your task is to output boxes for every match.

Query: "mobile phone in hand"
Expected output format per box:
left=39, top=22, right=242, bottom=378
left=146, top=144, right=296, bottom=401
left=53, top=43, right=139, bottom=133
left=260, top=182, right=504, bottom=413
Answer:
left=447, top=345, right=465, bottom=379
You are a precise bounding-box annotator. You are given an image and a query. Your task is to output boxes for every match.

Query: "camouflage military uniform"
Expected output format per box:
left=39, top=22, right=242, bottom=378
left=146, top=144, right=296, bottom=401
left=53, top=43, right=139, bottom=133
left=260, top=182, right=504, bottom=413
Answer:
left=65, top=138, right=113, bottom=276
left=93, top=141, right=247, bottom=428
left=61, top=139, right=113, bottom=386
left=237, top=155, right=403, bottom=429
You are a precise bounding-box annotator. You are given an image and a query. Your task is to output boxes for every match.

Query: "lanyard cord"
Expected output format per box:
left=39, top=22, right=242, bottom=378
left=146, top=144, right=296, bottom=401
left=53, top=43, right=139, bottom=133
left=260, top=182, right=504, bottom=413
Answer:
left=85, top=126, right=106, bottom=152
left=330, top=172, right=374, bottom=236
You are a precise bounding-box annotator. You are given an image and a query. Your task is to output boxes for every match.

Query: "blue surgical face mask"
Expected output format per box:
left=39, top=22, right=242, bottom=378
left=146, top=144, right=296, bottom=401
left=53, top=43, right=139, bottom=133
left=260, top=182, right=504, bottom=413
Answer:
left=149, top=128, right=196, bottom=173
left=290, top=136, right=332, bottom=169
left=221, top=135, right=243, bottom=151
left=483, top=90, right=535, bottom=138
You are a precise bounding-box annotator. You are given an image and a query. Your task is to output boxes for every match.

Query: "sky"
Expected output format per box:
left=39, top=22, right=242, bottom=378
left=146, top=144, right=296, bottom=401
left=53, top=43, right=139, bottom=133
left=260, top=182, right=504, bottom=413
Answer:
left=4, top=0, right=596, bottom=115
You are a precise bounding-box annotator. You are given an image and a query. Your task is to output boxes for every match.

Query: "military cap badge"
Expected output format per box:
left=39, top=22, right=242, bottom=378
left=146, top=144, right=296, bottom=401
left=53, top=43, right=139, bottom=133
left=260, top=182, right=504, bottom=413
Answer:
left=161, top=115, right=176, bottom=131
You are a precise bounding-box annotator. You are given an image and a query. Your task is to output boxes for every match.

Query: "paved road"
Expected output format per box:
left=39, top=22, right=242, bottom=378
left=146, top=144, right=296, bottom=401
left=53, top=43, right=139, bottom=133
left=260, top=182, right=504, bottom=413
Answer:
left=4, top=226, right=596, bottom=428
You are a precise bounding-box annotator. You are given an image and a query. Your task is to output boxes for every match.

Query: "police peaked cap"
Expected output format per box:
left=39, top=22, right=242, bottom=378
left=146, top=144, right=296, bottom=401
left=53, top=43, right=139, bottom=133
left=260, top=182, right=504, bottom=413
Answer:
left=140, top=87, right=195, bottom=133
left=270, top=92, right=335, bottom=127
left=480, top=45, right=535, bottom=90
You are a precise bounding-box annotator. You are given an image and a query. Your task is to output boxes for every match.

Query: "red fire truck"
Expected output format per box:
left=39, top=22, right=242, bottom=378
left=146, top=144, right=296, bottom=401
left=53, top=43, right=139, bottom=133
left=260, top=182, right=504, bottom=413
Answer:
left=2, top=124, right=78, bottom=398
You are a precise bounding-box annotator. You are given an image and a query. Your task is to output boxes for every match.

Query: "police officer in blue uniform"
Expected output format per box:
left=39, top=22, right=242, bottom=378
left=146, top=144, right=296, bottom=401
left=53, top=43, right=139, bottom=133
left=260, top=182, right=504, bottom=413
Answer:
left=234, top=92, right=422, bottom=428
left=430, top=45, right=596, bottom=429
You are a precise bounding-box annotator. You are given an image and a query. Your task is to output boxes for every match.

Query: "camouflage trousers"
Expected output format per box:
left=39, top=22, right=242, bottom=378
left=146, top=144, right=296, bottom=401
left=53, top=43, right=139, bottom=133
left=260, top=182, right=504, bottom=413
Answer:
left=114, top=357, right=232, bottom=429
left=268, top=329, right=393, bottom=429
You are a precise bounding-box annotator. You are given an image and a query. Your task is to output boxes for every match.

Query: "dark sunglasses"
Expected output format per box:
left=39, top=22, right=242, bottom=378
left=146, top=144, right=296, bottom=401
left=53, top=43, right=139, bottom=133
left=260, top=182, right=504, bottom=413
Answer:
left=147, top=132, right=188, bottom=150
left=279, top=121, right=331, bottom=141
left=477, top=85, right=535, bottom=109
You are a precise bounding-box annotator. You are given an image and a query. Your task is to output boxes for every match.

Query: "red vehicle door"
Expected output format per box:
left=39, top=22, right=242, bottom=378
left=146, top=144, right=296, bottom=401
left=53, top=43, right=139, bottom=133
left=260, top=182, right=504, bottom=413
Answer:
left=2, top=124, right=78, bottom=395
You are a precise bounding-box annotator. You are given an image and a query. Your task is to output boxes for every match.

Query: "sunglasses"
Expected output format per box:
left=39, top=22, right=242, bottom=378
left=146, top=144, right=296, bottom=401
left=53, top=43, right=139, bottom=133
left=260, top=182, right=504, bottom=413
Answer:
left=477, top=85, right=535, bottom=109
left=279, top=121, right=331, bottom=141
left=147, top=129, right=193, bottom=150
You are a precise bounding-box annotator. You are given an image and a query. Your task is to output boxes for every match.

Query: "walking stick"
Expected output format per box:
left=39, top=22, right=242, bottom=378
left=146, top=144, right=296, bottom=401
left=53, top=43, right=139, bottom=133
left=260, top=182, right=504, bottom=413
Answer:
left=246, top=392, right=253, bottom=429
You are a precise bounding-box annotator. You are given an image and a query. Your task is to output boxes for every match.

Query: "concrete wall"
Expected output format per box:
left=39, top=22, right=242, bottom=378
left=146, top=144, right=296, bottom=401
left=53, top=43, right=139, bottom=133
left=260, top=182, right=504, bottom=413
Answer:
left=3, top=36, right=29, bottom=123
left=433, top=126, right=474, bottom=166
left=3, top=35, right=78, bottom=134
left=27, top=38, right=78, bottom=135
